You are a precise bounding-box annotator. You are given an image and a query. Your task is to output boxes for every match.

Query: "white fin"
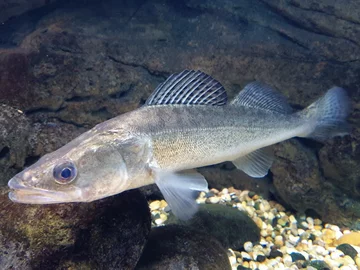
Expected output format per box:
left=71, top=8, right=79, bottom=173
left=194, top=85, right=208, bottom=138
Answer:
left=145, top=70, right=227, bottom=106
left=154, top=170, right=208, bottom=220
left=298, top=87, right=351, bottom=140
left=231, top=82, right=293, bottom=114
left=232, top=147, right=274, bottom=178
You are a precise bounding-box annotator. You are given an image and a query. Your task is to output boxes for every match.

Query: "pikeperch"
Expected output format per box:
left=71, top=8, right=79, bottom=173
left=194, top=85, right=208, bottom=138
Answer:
left=8, top=70, right=350, bottom=220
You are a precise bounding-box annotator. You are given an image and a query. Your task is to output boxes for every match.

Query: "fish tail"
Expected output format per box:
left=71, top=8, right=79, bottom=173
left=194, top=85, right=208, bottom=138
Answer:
left=298, top=87, right=351, bottom=140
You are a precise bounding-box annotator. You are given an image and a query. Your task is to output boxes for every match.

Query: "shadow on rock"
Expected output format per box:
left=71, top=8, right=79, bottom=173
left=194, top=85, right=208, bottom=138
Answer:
left=166, top=204, right=260, bottom=250
left=136, top=224, right=231, bottom=270
left=0, top=187, right=151, bottom=269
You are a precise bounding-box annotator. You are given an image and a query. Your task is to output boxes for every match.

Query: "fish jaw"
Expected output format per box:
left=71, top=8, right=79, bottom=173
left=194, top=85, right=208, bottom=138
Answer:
left=8, top=176, right=83, bottom=204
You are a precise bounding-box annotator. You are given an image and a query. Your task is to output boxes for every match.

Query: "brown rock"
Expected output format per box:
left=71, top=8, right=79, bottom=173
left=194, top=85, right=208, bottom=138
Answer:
left=0, top=187, right=151, bottom=270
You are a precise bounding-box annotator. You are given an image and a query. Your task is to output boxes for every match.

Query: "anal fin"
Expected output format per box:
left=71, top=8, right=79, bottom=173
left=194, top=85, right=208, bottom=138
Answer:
left=154, top=170, right=208, bottom=220
left=232, top=147, right=274, bottom=178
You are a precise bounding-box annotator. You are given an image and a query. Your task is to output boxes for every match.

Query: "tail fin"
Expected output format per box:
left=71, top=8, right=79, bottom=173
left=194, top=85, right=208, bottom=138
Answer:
left=299, top=87, right=351, bottom=140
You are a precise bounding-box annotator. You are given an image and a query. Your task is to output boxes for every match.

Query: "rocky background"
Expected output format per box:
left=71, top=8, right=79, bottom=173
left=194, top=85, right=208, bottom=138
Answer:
left=0, top=0, right=359, bottom=261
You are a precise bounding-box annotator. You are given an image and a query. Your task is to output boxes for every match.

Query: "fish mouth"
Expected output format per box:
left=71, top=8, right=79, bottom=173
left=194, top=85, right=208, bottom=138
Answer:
left=8, top=177, right=82, bottom=204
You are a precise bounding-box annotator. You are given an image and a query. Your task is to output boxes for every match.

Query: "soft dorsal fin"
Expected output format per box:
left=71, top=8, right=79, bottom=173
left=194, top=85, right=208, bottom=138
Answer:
left=145, top=70, right=227, bottom=106
left=231, top=82, right=293, bottom=114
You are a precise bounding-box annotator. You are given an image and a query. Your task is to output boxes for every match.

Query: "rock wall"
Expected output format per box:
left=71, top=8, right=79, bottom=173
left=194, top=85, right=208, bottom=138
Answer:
left=0, top=0, right=359, bottom=227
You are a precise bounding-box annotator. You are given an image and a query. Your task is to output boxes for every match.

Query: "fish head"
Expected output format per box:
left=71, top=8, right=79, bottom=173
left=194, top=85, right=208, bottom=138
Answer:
left=8, top=131, right=138, bottom=204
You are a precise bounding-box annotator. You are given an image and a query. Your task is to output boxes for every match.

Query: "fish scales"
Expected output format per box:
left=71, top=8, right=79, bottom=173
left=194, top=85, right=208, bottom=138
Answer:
left=122, top=105, right=303, bottom=171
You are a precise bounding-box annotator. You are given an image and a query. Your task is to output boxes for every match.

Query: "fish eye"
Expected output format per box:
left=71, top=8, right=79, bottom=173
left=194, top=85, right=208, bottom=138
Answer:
left=53, top=161, right=77, bottom=184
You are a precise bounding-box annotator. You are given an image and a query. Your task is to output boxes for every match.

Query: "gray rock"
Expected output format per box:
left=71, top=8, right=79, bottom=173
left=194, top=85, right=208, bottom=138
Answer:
left=135, top=224, right=231, bottom=270
left=0, top=0, right=359, bottom=227
left=336, top=243, right=358, bottom=260
left=0, top=187, right=151, bottom=270
left=0, top=104, right=31, bottom=186
left=165, top=204, right=260, bottom=250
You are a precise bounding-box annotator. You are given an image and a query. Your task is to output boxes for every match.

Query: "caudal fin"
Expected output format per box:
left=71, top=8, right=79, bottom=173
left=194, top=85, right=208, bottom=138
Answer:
left=299, top=87, right=351, bottom=140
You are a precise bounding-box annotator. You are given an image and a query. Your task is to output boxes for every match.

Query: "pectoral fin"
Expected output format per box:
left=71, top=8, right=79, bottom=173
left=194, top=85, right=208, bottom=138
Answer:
left=154, top=170, right=208, bottom=220
left=232, top=147, right=274, bottom=178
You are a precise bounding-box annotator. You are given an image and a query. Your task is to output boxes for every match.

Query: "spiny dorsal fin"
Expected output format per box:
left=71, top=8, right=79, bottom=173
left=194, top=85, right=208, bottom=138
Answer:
left=145, top=70, right=227, bottom=106
left=231, top=82, right=293, bottom=114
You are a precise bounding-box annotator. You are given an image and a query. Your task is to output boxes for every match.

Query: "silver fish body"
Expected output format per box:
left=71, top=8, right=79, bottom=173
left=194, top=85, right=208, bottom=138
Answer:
left=8, top=70, right=350, bottom=220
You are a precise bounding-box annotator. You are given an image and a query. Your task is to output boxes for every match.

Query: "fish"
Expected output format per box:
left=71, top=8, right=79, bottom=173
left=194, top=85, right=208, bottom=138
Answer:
left=8, top=70, right=351, bottom=220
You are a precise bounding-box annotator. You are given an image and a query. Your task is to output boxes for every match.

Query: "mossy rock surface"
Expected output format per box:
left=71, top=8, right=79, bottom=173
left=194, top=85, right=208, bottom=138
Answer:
left=166, top=203, right=260, bottom=250
left=0, top=187, right=151, bottom=270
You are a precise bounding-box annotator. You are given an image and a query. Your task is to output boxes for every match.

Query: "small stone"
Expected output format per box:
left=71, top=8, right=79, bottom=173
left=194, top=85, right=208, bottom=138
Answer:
left=244, top=241, right=253, bottom=252
left=330, top=249, right=344, bottom=260
left=277, top=218, right=288, bottom=227
left=336, top=232, right=360, bottom=246
left=315, top=245, right=328, bottom=256
left=355, top=256, right=360, bottom=268
left=159, top=200, right=168, bottom=208
left=149, top=200, right=161, bottom=211
left=164, top=205, right=171, bottom=213
left=300, top=221, right=309, bottom=229
left=288, top=235, right=300, bottom=246
left=205, top=192, right=215, bottom=198
left=257, top=264, right=269, bottom=270
left=268, top=248, right=283, bottom=259
left=289, top=215, right=297, bottom=224
left=290, top=252, right=306, bottom=262
left=209, top=197, right=220, bottom=204
left=283, top=254, right=292, bottom=267
left=237, top=266, right=251, bottom=270
left=306, top=260, right=331, bottom=270
left=160, top=214, right=167, bottom=222
left=256, top=254, right=266, bottom=262
left=248, top=191, right=256, bottom=198
left=229, top=255, right=237, bottom=265
left=155, top=218, right=164, bottom=225
left=241, top=251, right=252, bottom=262
left=210, top=188, right=219, bottom=194
left=341, top=255, right=355, bottom=266
left=314, top=219, right=322, bottom=225
left=337, top=244, right=358, bottom=260
left=274, top=235, right=284, bottom=247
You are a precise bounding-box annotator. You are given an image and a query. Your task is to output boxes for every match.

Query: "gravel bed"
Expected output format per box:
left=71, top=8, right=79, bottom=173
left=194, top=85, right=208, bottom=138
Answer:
left=148, top=187, right=360, bottom=270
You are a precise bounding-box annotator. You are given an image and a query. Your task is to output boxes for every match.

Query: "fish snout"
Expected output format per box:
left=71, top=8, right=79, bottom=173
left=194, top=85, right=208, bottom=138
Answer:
left=8, top=175, right=27, bottom=190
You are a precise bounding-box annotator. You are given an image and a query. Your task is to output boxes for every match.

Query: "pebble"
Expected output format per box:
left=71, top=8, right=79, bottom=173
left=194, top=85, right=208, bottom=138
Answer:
left=244, top=241, right=253, bottom=252
left=149, top=200, right=161, bottom=211
left=209, top=196, right=220, bottom=204
left=148, top=188, right=360, bottom=270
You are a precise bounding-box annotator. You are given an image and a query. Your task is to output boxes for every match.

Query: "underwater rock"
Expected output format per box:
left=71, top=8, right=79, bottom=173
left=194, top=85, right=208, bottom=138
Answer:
left=336, top=232, right=360, bottom=246
left=0, top=0, right=58, bottom=23
left=0, top=0, right=359, bottom=227
left=165, top=204, right=260, bottom=250
left=336, top=244, right=358, bottom=260
left=0, top=187, right=151, bottom=269
left=135, top=224, right=231, bottom=270
left=272, top=139, right=360, bottom=228
left=0, top=104, right=31, bottom=186
left=0, top=117, right=85, bottom=186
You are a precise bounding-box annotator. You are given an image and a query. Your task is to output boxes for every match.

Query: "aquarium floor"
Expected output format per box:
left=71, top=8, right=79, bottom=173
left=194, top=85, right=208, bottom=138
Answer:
left=148, top=188, right=360, bottom=270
